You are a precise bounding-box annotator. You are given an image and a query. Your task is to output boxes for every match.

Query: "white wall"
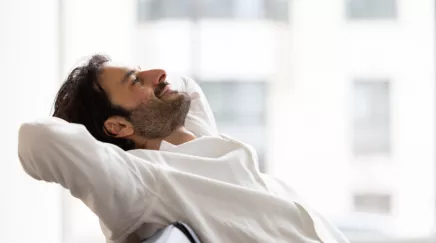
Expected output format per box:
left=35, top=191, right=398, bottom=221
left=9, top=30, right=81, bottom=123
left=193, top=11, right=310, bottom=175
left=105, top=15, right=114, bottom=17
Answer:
left=391, top=0, right=435, bottom=236
left=0, top=0, right=62, bottom=243
left=279, top=0, right=435, bottom=238
left=62, top=0, right=136, bottom=76
left=136, top=20, right=279, bottom=80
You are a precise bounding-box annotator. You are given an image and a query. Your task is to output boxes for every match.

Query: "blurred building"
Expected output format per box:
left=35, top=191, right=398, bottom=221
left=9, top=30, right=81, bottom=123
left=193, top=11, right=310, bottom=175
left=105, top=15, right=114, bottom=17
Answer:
left=284, top=0, right=435, bottom=240
left=134, top=0, right=436, bottom=240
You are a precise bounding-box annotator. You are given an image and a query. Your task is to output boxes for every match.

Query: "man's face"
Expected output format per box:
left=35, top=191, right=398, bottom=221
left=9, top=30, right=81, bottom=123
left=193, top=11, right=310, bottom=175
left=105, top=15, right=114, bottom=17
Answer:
left=99, top=62, right=191, bottom=139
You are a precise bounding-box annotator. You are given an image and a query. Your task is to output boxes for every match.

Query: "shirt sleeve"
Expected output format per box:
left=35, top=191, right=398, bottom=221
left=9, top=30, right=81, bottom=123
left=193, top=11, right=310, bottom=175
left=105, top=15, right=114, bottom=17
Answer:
left=169, top=76, right=219, bottom=137
left=18, top=117, right=160, bottom=242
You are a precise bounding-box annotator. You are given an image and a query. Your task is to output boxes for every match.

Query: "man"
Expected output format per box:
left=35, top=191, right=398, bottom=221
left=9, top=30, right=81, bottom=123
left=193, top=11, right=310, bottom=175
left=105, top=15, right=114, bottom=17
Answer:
left=18, top=55, right=349, bottom=243
left=51, top=54, right=207, bottom=151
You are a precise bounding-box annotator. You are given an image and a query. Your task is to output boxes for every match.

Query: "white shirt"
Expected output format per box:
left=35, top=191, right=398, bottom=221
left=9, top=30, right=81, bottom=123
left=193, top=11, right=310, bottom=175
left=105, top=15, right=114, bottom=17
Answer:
left=18, top=77, right=349, bottom=243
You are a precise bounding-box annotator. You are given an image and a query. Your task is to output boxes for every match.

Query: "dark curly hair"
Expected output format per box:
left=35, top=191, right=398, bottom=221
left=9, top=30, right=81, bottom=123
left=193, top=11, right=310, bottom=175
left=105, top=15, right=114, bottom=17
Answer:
left=53, top=54, right=136, bottom=150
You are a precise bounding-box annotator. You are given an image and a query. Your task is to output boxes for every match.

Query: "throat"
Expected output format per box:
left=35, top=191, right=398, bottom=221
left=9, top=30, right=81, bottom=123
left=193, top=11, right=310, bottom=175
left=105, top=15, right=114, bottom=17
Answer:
left=133, top=127, right=196, bottom=150
left=164, top=126, right=196, bottom=146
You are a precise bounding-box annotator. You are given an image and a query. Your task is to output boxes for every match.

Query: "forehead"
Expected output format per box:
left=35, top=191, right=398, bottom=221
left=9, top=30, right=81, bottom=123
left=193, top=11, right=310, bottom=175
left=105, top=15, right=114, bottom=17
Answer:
left=98, top=62, right=138, bottom=109
left=100, top=62, right=132, bottom=82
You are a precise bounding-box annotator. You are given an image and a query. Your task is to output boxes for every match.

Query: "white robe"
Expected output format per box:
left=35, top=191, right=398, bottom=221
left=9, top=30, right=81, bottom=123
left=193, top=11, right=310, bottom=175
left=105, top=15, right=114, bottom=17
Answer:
left=18, top=77, right=349, bottom=243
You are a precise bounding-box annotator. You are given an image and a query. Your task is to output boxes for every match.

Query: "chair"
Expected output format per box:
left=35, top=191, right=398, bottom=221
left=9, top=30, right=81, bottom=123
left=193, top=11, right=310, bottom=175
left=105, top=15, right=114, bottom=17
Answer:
left=141, top=222, right=201, bottom=243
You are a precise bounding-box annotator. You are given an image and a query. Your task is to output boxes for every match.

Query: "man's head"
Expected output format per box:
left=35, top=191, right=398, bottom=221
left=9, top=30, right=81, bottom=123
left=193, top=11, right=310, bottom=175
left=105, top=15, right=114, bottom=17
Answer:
left=53, top=54, right=191, bottom=150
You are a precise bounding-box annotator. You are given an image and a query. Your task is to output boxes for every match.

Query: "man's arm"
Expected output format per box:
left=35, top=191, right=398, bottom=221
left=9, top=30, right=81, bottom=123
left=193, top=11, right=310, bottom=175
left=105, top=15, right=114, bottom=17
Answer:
left=18, top=118, right=159, bottom=242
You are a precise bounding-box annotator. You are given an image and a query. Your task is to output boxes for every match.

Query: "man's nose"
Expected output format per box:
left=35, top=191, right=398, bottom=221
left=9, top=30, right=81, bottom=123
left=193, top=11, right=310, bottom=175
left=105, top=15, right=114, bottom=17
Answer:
left=138, top=69, right=167, bottom=88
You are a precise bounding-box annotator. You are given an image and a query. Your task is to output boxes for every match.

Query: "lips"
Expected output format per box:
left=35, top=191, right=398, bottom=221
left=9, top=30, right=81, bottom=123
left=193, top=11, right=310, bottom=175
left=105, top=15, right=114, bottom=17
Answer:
left=158, top=84, right=172, bottom=98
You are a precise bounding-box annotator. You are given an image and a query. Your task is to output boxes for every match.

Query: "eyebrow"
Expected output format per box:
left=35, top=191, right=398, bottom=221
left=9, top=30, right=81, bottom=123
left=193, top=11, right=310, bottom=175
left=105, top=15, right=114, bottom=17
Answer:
left=121, top=70, right=136, bottom=84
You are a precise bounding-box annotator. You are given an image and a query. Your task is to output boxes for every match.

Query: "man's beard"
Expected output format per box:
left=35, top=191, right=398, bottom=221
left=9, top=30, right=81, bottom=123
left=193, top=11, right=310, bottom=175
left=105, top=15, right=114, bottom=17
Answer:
left=128, top=90, right=191, bottom=139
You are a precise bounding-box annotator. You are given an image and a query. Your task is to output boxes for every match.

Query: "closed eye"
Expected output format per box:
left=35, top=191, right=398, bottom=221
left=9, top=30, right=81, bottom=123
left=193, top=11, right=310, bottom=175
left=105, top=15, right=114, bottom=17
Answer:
left=132, top=76, right=140, bottom=85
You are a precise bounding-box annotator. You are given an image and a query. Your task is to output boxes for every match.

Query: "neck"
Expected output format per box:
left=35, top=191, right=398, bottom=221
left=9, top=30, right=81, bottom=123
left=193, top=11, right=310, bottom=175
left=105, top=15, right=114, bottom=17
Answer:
left=135, top=126, right=196, bottom=150
left=163, top=126, right=196, bottom=146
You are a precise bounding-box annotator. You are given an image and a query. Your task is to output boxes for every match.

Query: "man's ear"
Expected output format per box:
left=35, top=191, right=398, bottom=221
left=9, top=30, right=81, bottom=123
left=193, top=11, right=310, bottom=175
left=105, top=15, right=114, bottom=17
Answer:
left=103, top=116, right=134, bottom=138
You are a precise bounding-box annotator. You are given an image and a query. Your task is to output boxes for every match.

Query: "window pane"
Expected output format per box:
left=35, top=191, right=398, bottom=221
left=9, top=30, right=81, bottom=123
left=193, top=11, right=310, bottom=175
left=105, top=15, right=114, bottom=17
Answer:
left=138, top=0, right=193, bottom=21
left=201, top=0, right=264, bottom=19
left=138, top=0, right=290, bottom=22
left=353, top=193, right=392, bottom=214
left=346, top=0, right=397, bottom=20
left=265, top=0, right=290, bottom=22
left=234, top=0, right=264, bottom=19
left=199, top=0, right=234, bottom=18
left=353, top=80, right=391, bottom=155
left=200, top=81, right=266, bottom=124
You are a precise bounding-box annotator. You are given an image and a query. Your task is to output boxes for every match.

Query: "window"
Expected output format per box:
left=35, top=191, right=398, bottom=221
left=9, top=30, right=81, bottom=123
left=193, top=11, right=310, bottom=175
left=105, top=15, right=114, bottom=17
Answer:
left=346, top=0, right=397, bottom=20
left=138, top=0, right=194, bottom=21
left=353, top=193, right=392, bottom=214
left=265, top=0, right=290, bottom=22
left=201, top=0, right=290, bottom=21
left=200, top=0, right=235, bottom=19
left=353, top=80, right=391, bottom=156
left=199, top=81, right=268, bottom=172
left=138, top=0, right=290, bottom=23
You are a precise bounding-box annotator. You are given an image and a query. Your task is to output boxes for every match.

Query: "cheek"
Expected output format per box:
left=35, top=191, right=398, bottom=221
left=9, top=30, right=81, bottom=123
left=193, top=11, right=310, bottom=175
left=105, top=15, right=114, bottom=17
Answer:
left=114, top=89, right=144, bottom=110
left=135, top=88, right=155, bottom=104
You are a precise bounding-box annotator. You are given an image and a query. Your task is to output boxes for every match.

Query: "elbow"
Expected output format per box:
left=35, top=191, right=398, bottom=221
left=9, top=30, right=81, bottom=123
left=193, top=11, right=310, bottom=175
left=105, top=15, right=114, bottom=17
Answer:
left=18, top=118, right=63, bottom=154
left=17, top=122, right=50, bottom=180
left=18, top=122, right=42, bottom=155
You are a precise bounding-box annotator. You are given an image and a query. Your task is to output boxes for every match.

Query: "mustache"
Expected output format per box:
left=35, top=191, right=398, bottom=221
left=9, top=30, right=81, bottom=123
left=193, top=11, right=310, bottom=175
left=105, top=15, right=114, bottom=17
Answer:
left=154, top=81, right=169, bottom=97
